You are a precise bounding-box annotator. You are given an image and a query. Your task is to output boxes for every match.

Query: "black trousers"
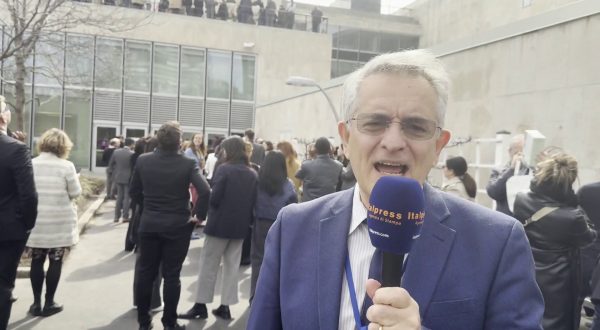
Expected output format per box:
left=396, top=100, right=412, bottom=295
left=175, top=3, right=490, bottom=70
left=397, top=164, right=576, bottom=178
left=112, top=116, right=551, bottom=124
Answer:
left=0, top=239, right=27, bottom=329
left=135, top=227, right=192, bottom=327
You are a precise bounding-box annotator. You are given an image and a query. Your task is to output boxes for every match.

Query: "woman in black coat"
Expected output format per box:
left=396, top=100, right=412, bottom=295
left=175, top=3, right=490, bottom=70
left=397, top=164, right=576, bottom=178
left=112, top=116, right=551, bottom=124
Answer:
left=514, top=153, right=596, bottom=330
left=179, top=136, right=258, bottom=321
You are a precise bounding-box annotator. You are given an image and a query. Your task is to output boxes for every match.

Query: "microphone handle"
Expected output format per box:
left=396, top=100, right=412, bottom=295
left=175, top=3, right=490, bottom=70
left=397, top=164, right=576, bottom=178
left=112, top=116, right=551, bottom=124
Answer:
left=382, top=252, right=404, bottom=287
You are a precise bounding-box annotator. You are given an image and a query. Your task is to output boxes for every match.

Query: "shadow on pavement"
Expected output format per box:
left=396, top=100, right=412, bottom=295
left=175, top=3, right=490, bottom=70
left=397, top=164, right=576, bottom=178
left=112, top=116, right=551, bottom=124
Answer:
left=65, top=250, right=135, bottom=282
left=8, top=313, right=44, bottom=330
left=87, top=309, right=138, bottom=330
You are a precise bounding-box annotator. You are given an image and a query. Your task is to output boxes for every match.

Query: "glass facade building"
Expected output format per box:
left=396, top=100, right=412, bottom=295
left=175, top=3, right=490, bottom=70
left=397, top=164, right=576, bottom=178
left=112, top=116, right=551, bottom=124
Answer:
left=329, top=26, right=419, bottom=77
left=1, top=28, right=257, bottom=171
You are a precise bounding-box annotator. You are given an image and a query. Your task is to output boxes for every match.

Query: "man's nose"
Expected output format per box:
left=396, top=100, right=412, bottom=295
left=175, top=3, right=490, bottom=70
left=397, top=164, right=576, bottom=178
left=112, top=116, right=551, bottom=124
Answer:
left=380, top=122, right=408, bottom=151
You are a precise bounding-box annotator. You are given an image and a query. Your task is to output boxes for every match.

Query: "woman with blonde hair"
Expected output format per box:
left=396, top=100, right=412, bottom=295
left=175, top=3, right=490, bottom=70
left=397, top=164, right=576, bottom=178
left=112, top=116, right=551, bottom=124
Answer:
left=276, top=141, right=301, bottom=193
left=26, top=128, right=82, bottom=317
left=514, top=153, right=596, bottom=330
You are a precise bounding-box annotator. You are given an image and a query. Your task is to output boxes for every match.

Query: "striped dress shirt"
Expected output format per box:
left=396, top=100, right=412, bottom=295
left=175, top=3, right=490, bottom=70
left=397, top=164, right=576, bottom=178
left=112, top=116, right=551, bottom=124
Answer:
left=338, top=185, right=375, bottom=330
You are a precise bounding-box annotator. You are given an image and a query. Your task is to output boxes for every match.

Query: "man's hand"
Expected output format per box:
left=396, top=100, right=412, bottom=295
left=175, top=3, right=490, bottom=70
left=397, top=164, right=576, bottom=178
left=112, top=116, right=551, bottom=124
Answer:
left=188, top=216, right=202, bottom=224
left=11, top=130, right=26, bottom=142
left=366, top=279, right=421, bottom=330
left=510, top=152, right=523, bottom=169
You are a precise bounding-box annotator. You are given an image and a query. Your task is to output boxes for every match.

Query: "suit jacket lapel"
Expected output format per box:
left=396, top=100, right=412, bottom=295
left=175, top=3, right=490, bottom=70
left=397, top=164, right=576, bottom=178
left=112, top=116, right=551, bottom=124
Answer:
left=402, top=184, right=456, bottom=317
left=318, top=189, right=354, bottom=330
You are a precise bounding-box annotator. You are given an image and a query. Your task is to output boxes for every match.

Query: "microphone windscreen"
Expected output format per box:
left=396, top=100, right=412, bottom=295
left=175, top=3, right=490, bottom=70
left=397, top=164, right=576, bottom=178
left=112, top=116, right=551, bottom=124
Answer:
left=367, top=176, right=425, bottom=254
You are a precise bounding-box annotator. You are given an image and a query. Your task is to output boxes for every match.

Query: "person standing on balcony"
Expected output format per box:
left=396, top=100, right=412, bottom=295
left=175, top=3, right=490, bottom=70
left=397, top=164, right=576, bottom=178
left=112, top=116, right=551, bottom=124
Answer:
left=265, top=0, right=276, bottom=26
left=311, top=6, right=322, bottom=32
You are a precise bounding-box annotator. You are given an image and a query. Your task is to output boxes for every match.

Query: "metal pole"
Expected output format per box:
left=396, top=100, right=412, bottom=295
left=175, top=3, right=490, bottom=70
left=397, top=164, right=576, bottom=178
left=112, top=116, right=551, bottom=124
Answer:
left=315, top=84, right=339, bottom=123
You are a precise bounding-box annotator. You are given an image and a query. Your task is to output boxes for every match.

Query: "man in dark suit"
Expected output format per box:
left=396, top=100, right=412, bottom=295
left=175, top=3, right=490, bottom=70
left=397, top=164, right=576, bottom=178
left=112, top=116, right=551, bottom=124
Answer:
left=130, top=121, right=210, bottom=330
left=109, top=137, right=134, bottom=222
left=578, top=181, right=600, bottom=325
left=295, top=137, right=343, bottom=202
left=244, top=128, right=265, bottom=167
left=248, top=50, right=543, bottom=329
left=0, top=96, right=38, bottom=329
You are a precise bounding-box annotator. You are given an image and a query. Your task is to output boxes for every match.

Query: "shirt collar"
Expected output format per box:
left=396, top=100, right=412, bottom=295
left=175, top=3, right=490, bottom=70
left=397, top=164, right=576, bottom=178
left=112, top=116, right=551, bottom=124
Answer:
left=349, top=183, right=367, bottom=235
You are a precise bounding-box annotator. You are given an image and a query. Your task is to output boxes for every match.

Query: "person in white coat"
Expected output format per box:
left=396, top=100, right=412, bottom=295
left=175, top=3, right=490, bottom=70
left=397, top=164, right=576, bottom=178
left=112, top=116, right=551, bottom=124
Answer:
left=26, top=128, right=81, bottom=317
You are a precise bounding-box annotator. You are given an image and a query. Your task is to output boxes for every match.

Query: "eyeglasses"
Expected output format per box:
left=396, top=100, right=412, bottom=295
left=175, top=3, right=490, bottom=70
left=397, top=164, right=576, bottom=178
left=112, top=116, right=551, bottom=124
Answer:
left=347, top=113, right=441, bottom=141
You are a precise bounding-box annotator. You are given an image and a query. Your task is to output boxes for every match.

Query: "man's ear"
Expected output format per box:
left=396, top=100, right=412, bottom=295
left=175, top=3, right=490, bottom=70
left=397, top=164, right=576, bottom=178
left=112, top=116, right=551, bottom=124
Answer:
left=435, top=129, right=451, bottom=155
left=338, top=121, right=350, bottom=158
left=0, top=112, right=7, bottom=125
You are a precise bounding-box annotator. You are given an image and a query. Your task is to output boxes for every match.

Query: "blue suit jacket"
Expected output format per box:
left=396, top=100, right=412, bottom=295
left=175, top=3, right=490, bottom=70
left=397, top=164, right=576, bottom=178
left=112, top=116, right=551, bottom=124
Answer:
left=248, top=184, right=544, bottom=330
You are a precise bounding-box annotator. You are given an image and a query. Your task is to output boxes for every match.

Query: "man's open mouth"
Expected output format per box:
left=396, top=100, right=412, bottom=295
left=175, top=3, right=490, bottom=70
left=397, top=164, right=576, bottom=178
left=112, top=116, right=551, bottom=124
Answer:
left=374, top=162, right=408, bottom=175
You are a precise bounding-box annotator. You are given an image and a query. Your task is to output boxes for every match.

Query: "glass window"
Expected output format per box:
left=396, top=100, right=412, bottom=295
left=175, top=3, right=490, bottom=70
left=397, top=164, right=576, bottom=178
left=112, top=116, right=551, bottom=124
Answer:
left=152, top=44, right=179, bottom=95
left=378, top=33, right=401, bottom=53
left=206, top=51, right=231, bottom=99
left=358, top=52, right=377, bottom=62
left=34, top=34, right=65, bottom=87
left=64, top=89, right=92, bottom=169
left=32, top=86, right=62, bottom=154
left=359, top=30, right=378, bottom=53
left=65, top=35, right=94, bottom=88
left=232, top=54, right=255, bottom=101
left=180, top=47, right=205, bottom=97
left=337, top=28, right=359, bottom=50
left=399, top=36, right=419, bottom=50
left=95, top=38, right=123, bottom=90
left=337, top=60, right=361, bottom=77
left=124, top=41, right=151, bottom=92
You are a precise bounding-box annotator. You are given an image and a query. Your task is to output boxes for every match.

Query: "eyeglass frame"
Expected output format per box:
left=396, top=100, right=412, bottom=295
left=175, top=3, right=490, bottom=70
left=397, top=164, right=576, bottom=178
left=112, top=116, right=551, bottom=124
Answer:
left=345, top=112, right=443, bottom=141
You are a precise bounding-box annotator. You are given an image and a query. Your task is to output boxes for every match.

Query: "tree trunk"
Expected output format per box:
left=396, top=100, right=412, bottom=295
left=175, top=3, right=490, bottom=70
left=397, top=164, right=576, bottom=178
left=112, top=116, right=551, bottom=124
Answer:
left=14, top=45, right=27, bottom=132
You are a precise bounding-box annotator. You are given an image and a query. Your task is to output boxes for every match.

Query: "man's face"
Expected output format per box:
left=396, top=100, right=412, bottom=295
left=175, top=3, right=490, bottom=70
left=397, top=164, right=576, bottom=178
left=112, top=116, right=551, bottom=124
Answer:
left=338, top=73, right=450, bottom=205
left=508, top=141, right=523, bottom=158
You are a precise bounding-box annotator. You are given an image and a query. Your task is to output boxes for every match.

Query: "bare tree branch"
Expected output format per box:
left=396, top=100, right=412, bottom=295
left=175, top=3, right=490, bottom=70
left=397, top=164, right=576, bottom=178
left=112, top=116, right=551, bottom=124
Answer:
left=0, top=0, right=153, bottom=131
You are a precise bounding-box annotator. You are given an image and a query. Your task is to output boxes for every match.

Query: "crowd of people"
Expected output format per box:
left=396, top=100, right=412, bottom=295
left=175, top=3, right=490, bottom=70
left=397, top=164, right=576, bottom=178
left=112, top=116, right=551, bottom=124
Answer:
left=91, top=0, right=326, bottom=33
left=1, top=49, right=600, bottom=330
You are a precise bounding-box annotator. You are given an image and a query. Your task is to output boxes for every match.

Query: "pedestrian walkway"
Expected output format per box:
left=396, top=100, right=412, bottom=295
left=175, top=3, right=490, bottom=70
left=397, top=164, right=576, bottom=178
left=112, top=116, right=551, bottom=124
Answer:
left=8, top=200, right=251, bottom=330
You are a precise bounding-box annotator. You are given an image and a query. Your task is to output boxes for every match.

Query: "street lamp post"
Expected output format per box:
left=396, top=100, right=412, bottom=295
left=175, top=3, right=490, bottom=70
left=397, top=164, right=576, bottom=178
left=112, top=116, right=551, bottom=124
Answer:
left=286, top=76, right=340, bottom=123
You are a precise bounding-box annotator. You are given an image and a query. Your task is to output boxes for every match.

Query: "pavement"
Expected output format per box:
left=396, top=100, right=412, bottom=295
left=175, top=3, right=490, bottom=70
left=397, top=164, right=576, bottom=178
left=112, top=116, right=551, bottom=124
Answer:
left=8, top=199, right=251, bottom=330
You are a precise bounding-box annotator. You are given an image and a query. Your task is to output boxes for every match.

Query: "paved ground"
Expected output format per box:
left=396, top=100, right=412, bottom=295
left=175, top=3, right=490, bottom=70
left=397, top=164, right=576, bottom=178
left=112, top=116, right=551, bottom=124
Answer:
left=8, top=200, right=251, bottom=330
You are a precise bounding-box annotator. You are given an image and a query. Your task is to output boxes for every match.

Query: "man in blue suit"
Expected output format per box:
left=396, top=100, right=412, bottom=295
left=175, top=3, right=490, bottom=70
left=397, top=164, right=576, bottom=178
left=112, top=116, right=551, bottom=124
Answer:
left=248, top=50, right=544, bottom=329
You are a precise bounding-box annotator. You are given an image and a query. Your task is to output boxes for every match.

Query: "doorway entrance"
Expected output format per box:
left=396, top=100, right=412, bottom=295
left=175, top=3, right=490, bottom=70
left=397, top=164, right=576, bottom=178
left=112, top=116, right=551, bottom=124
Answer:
left=93, top=124, right=119, bottom=171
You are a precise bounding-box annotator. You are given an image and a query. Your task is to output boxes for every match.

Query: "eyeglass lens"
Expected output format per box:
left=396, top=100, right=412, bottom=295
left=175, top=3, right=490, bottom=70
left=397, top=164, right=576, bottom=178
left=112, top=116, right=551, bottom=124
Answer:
left=354, top=113, right=438, bottom=140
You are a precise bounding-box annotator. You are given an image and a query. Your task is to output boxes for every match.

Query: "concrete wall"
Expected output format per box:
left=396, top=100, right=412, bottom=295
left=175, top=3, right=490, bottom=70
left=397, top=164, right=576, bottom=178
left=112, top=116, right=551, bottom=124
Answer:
left=255, top=0, right=600, bottom=189
left=255, top=78, right=344, bottom=155
left=411, top=0, right=580, bottom=46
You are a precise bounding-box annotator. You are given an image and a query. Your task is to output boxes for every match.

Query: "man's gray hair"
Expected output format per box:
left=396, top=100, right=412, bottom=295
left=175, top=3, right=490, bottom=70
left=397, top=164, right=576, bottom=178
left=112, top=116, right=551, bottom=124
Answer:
left=341, top=49, right=450, bottom=127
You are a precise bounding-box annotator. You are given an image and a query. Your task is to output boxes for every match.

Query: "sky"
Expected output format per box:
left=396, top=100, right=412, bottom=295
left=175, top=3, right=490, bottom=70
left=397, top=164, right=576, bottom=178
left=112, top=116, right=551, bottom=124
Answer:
left=294, top=0, right=417, bottom=15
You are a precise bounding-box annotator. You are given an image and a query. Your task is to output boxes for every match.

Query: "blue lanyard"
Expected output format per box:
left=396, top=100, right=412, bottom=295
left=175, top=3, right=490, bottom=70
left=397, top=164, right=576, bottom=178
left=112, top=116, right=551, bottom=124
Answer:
left=345, top=253, right=368, bottom=330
